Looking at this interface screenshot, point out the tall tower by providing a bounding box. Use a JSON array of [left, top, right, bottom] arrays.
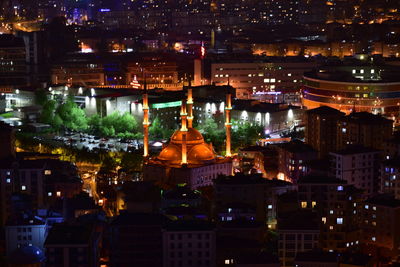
[[142, 88, 150, 157], [187, 87, 194, 128], [225, 88, 232, 157], [180, 99, 188, 164]]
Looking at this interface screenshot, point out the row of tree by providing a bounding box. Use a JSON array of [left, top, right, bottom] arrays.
[[36, 91, 264, 152]]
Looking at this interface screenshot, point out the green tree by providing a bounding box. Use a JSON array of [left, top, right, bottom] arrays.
[[149, 116, 164, 139], [56, 99, 87, 131], [115, 112, 138, 133], [231, 120, 263, 149], [198, 117, 225, 151], [88, 114, 102, 135], [40, 100, 57, 125]]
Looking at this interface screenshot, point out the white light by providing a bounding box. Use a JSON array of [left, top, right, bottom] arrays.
[[21, 185, 26, 190], [48, 192, 52, 196], [219, 102, 225, 113], [265, 113, 270, 125], [337, 218, 343, 224], [287, 109, 293, 120], [91, 88, 95, 97]]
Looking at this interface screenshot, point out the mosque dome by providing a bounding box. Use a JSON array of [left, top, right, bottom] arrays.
[[157, 128, 216, 164], [188, 144, 215, 163], [170, 128, 204, 146], [158, 143, 182, 163]]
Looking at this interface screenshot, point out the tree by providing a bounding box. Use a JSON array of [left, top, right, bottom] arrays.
[[88, 114, 102, 135], [149, 116, 164, 139], [40, 100, 56, 125], [231, 120, 264, 149], [56, 98, 88, 131], [198, 117, 225, 151], [115, 112, 138, 133]]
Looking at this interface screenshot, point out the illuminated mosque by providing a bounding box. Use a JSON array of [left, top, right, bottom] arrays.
[[142, 87, 233, 189]]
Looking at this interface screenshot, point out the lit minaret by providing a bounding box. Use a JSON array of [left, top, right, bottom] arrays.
[[187, 86, 194, 128], [142, 85, 150, 158], [180, 99, 188, 164], [225, 88, 232, 157]]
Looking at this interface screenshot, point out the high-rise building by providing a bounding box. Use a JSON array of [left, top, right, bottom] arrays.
[[360, 194, 400, 258], [163, 220, 216, 267], [330, 145, 381, 196], [109, 212, 166, 267], [45, 223, 101, 267], [276, 140, 318, 183], [305, 106, 344, 158], [337, 112, 393, 151], [297, 175, 363, 252]]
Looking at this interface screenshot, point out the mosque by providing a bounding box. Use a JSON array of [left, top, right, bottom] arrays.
[[142, 87, 233, 189]]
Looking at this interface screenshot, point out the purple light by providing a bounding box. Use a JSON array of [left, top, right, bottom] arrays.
[[100, 8, 110, 12]]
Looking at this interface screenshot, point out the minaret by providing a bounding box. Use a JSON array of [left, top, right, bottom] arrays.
[[180, 99, 188, 165], [225, 88, 232, 157], [187, 83, 194, 128], [142, 85, 150, 158]]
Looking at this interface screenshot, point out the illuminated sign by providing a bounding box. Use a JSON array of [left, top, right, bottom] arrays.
[[151, 101, 182, 109], [100, 8, 110, 12]]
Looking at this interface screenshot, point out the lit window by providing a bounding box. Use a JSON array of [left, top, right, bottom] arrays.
[[342, 128, 346, 133], [329, 226, 333, 230], [48, 192, 52, 196], [288, 73, 292, 76], [371, 69, 375, 74], [56, 191, 61, 197], [6, 178, 11, 183], [337, 218, 343, 224], [228, 208, 232, 213], [373, 206, 376, 211], [264, 78, 270, 83], [267, 205, 272, 209], [360, 69, 364, 74], [372, 237, 376, 241], [337, 185, 343, 191], [365, 205, 369, 209], [301, 201, 307, 208], [270, 78, 276, 83], [21, 185, 26, 191], [312, 201, 316, 208], [330, 210, 334, 214], [352, 69, 356, 74], [270, 85, 275, 89], [44, 170, 51, 175], [322, 217, 326, 224]]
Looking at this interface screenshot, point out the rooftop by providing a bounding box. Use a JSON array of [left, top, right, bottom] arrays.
[[341, 112, 393, 125], [45, 223, 93, 245], [295, 250, 338, 263], [164, 220, 215, 231], [214, 173, 292, 187], [306, 106, 345, 116], [111, 212, 169, 226], [366, 194, 400, 208], [331, 145, 380, 155], [278, 140, 316, 154], [298, 175, 346, 185]]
